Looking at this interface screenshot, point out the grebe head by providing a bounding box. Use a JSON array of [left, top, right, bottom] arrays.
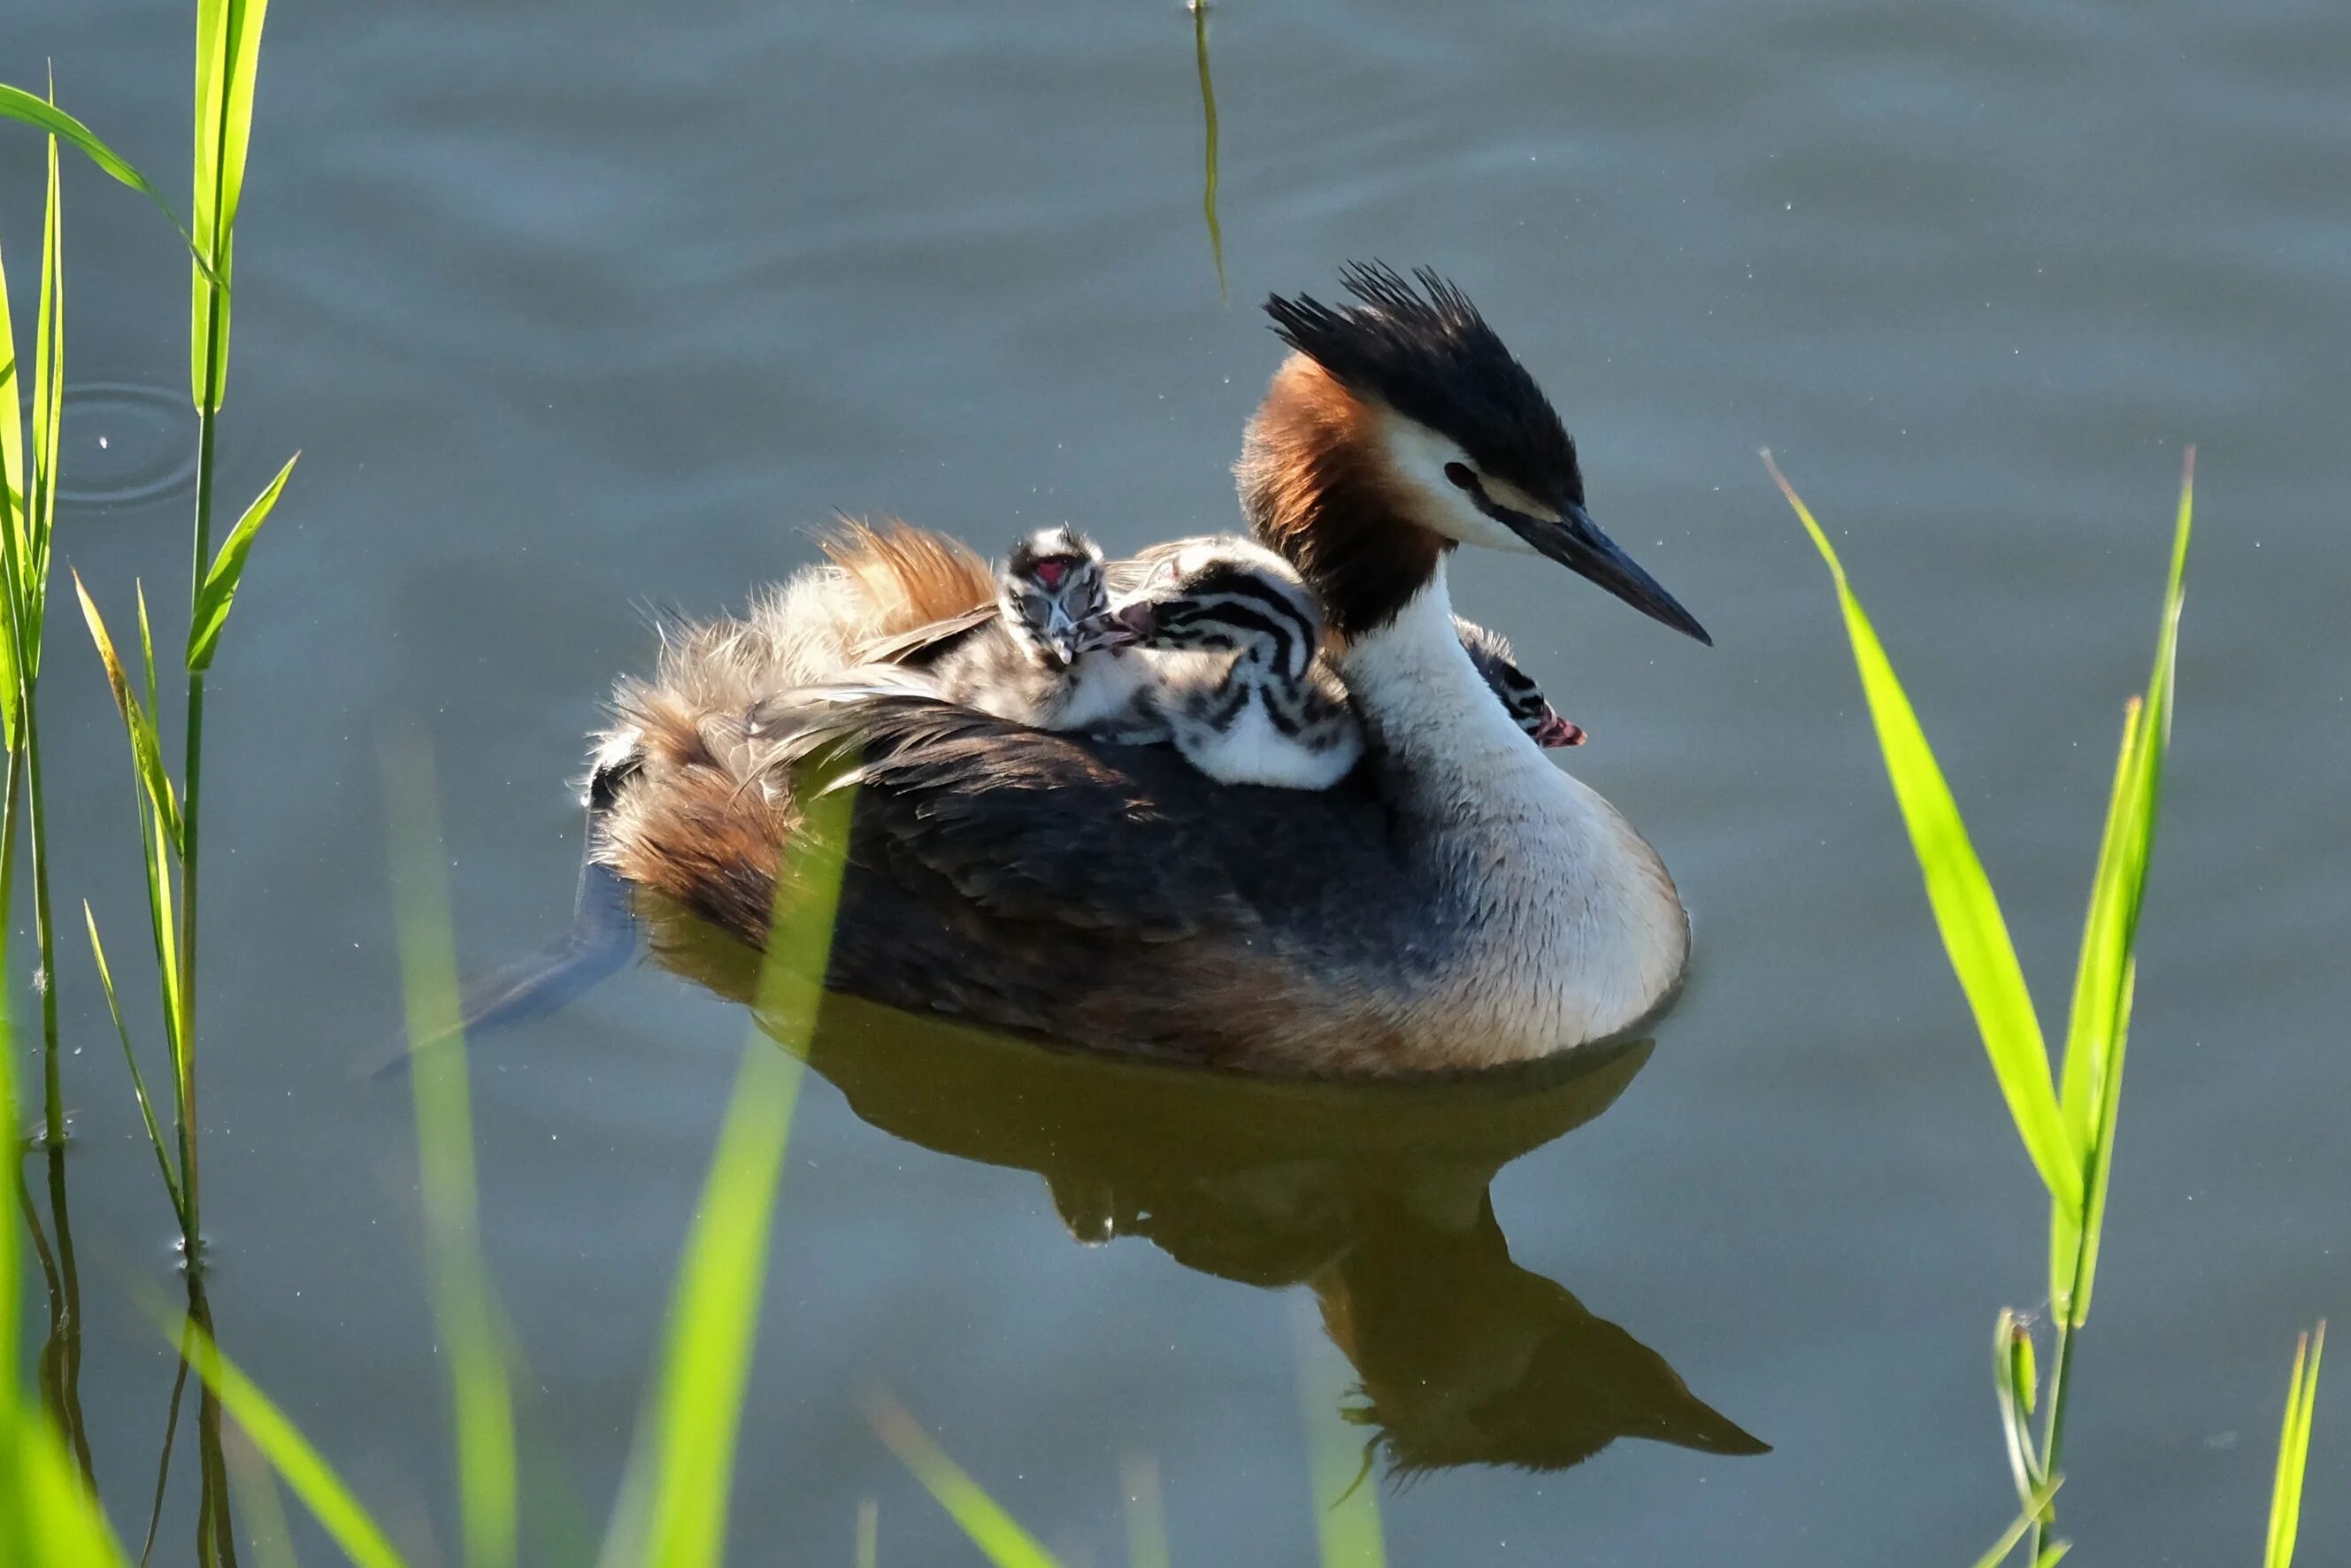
[[1456, 618, 1586, 749], [1124, 539, 1323, 683], [1246, 263, 1709, 644], [1002, 526, 1133, 667]]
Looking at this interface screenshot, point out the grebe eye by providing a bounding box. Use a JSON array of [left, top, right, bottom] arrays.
[[1443, 462, 1479, 492]]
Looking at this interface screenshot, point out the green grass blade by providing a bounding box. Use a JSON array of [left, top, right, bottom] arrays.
[[867, 1397, 1061, 1568], [2058, 452, 2193, 1324], [1993, 1311, 2040, 1506], [4, 985, 131, 1568], [2265, 1322, 2324, 1568], [1766, 453, 2078, 1214], [2055, 704, 2147, 1157], [1294, 1297, 1385, 1568], [72, 572, 184, 852], [1191, 0, 1225, 301], [0, 228, 23, 549], [600, 1042, 802, 1568], [221, 1424, 302, 1568], [86, 902, 187, 1224], [387, 748, 517, 1568], [1, 1410, 139, 1566], [1123, 1453, 1171, 1568], [856, 1497, 878, 1568], [0, 956, 17, 1429], [187, 450, 296, 671], [1968, 1476, 2063, 1568], [599, 789, 849, 1568], [136, 581, 160, 724], [171, 1315, 408, 1568], [191, 0, 273, 408], [0, 85, 220, 287], [27, 119, 61, 642]]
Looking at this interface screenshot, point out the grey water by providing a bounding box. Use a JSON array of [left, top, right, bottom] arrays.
[[4, 0, 2347, 1561]]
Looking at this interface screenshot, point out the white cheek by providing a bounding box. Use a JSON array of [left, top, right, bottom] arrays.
[[1386, 423, 1537, 554]]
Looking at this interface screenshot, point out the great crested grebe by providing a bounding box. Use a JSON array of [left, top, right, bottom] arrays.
[[595, 264, 1710, 1072], [1456, 618, 1584, 749]]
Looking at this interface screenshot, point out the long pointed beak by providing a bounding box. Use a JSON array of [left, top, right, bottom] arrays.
[[1507, 502, 1711, 647]]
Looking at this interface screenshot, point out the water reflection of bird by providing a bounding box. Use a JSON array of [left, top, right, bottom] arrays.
[[634, 925, 1763, 1478], [588, 264, 1713, 1073]]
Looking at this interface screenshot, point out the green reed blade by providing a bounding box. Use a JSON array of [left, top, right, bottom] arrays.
[[168, 1314, 407, 1568], [0, 967, 17, 1426], [2054, 705, 2144, 1161], [2033, 1542, 2071, 1567], [599, 789, 849, 1568], [855, 1498, 878, 1568], [1993, 1311, 2041, 1507], [1765, 452, 2078, 1214], [1, 990, 135, 1568], [597, 1041, 803, 1568], [0, 86, 220, 288], [86, 902, 187, 1223], [72, 573, 184, 853], [29, 122, 60, 615], [191, 0, 272, 409], [0, 247, 22, 552], [220, 1425, 302, 1568], [0, 1406, 139, 1566], [2053, 451, 2192, 1325], [143, 789, 187, 1076], [867, 1396, 1062, 1568], [386, 747, 517, 1568], [1191, 0, 1225, 301], [137, 582, 161, 722], [1123, 1453, 1171, 1568], [0, 560, 19, 768], [186, 450, 296, 672], [2265, 1322, 2325, 1568], [1967, 1476, 2062, 1568], [1294, 1296, 1386, 1568]]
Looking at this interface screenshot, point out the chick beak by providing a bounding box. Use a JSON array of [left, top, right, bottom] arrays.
[[1043, 602, 1084, 663], [1504, 500, 1711, 647], [1067, 603, 1148, 657], [1533, 713, 1586, 749]]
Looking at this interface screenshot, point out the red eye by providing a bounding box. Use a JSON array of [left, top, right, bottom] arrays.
[[1034, 559, 1069, 589]]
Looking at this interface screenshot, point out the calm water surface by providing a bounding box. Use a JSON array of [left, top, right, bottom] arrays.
[[4, 0, 2347, 1561]]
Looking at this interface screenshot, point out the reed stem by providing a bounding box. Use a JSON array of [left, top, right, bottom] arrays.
[[177, 307, 223, 1257], [21, 675, 62, 1145], [2029, 1203, 2100, 1561]]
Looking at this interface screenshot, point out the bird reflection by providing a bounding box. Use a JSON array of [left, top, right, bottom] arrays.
[[641, 897, 1769, 1480]]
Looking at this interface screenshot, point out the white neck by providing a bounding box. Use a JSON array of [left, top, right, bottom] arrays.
[[1335, 564, 1689, 1060]]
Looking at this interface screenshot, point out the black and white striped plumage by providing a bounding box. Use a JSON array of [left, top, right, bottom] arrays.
[[1122, 539, 1365, 790], [1455, 618, 1584, 749]]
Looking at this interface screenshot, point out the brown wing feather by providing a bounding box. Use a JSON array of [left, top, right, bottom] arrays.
[[817, 516, 996, 647]]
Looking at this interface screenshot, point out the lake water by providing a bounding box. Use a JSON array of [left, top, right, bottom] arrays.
[[4, 0, 2346, 1561]]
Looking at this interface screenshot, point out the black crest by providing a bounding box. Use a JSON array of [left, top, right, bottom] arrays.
[[1264, 263, 1583, 505]]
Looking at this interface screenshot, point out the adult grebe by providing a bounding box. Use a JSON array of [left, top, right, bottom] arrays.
[[595, 265, 1710, 1072]]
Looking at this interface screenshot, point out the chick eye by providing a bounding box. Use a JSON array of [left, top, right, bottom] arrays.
[[1442, 462, 1479, 492]]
